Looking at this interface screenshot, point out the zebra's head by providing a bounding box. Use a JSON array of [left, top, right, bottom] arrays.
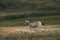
[[24, 19, 31, 26]]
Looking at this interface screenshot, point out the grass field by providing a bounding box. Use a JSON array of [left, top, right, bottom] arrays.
[[0, 0, 60, 26], [0, 15, 60, 27], [0, 0, 60, 40], [0, 25, 60, 40]]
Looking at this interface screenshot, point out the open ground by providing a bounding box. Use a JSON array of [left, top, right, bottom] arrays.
[[0, 25, 60, 34], [0, 25, 60, 40]]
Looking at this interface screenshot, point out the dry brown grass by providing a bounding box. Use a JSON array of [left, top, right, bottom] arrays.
[[0, 25, 60, 34], [0, 25, 60, 40]]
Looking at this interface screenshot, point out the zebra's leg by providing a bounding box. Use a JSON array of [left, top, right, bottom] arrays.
[[32, 27, 34, 28], [30, 25, 32, 28], [30, 25, 34, 28]]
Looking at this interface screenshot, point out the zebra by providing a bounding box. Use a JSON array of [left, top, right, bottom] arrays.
[[24, 19, 44, 28]]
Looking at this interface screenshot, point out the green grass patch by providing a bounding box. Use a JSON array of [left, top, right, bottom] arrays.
[[0, 15, 60, 27]]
